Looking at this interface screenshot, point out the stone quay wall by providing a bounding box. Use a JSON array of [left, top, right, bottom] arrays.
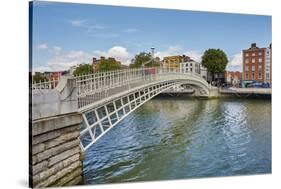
[[30, 76, 84, 188], [30, 113, 83, 187]]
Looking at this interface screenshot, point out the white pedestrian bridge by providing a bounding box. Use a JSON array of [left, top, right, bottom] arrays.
[[32, 67, 211, 151]]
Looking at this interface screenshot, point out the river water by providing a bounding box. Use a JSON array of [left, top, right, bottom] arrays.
[[83, 98, 271, 184]]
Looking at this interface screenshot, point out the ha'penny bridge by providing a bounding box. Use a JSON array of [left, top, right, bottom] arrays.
[[31, 66, 272, 187], [30, 67, 216, 187]]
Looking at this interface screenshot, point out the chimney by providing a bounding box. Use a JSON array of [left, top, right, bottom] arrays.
[[269, 43, 272, 49], [251, 43, 257, 48]]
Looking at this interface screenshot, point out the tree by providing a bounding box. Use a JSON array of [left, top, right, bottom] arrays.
[[97, 58, 121, 71], [201, 48, 228, 83], [73, 64, 93, 76], [130, 52, 152, 68], [32, 73, 48, 83]]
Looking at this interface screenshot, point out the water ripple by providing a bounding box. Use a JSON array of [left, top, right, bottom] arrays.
[[83, 98, 271, 184]]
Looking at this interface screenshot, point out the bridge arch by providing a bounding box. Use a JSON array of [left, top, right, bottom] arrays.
[[77, 68, 210, 151]]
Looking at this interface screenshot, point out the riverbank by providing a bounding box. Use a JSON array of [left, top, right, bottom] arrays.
[[161, 87, 271, 99]]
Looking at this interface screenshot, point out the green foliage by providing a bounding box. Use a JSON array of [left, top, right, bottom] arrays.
[[73, 64, 93, 76], [97, 58, 121, 71], [32, 73, 48, 83], [130, 52, 152, 68], [201, 49, 228, 74], [145, 58, 161, 67]]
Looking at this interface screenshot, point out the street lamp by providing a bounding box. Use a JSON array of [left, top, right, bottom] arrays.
[[151, 47, 155, 66], [151, 47, 155, 58]]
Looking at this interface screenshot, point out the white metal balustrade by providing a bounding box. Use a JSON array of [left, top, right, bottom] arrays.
[[75, 67, 210, 110], [31, 78, 59, 90]]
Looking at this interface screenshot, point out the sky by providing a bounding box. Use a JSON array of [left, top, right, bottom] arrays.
[[31, 1, 272, 72]]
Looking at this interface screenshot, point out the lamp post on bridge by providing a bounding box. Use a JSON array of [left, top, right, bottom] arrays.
[[142, 47, 156, 79]]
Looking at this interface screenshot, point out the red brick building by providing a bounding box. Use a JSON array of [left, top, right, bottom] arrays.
[[242, 43, 272, 83], [224, 71, 242, 87]]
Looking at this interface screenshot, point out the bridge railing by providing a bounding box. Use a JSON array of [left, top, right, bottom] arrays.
[[76, 67, 160, 97], [31, 67, 210, 110], [75, 67, 211, 110], [31, 78, 59, 90]]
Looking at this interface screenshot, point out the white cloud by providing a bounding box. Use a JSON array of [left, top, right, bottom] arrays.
[[37, 43, 48, 50], [154, 46, 203, 62], [227, 52, 242, 71], [69, 19, 87, 27], [90, 33, 119, 38], [47, 50, 92, 71], [87, 24, 106, 30], [33, 66, 52, 72], [34, 45, 133, 72], [154, 45, 183, 59], [53, 46, 62, 51], [184, 51, 203, 62], [53, 46, 62, 54], [123, 28, 138, 33], [69, 19, 107, 31], [93, 46, 131, 65]]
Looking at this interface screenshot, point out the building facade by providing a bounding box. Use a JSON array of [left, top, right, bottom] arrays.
[[224, 71, 242, 87], [163, 55, 193, 69], [180, 61, 201, 74], [200, 66, 207, 81], [242, 43, 272, 83], [179, 60, 208, 81]]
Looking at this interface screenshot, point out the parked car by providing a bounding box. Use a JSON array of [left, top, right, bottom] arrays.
[[247, 81, 271, 88]]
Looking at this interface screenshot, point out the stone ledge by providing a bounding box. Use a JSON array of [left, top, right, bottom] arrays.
[[32, 76, 78, 120], [32, 125, 79, 145], [32, 112, 82, 136]]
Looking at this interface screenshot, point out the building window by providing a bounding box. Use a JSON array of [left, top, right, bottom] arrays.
[[245, 53, 249, 57], [245, 58, 249, 63], [258, 52, 262, 56], [252, 73, 255, 80], [246, 73, 248, 79], [258, 58, 262, 63], [245, 66, 249, 71], [252, 59, 255, 63], [266, 73, 270, 80], [252, 53, 255, 56], [258, 72, 262, 79], [258, 65, 262, 70], [252, 66, 255, 71]]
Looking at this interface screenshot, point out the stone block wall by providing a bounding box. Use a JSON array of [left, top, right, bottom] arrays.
[[30, 112, 83, 187]]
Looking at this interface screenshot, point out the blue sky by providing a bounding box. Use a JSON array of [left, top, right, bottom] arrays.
[[32, 1, 272, 72]]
